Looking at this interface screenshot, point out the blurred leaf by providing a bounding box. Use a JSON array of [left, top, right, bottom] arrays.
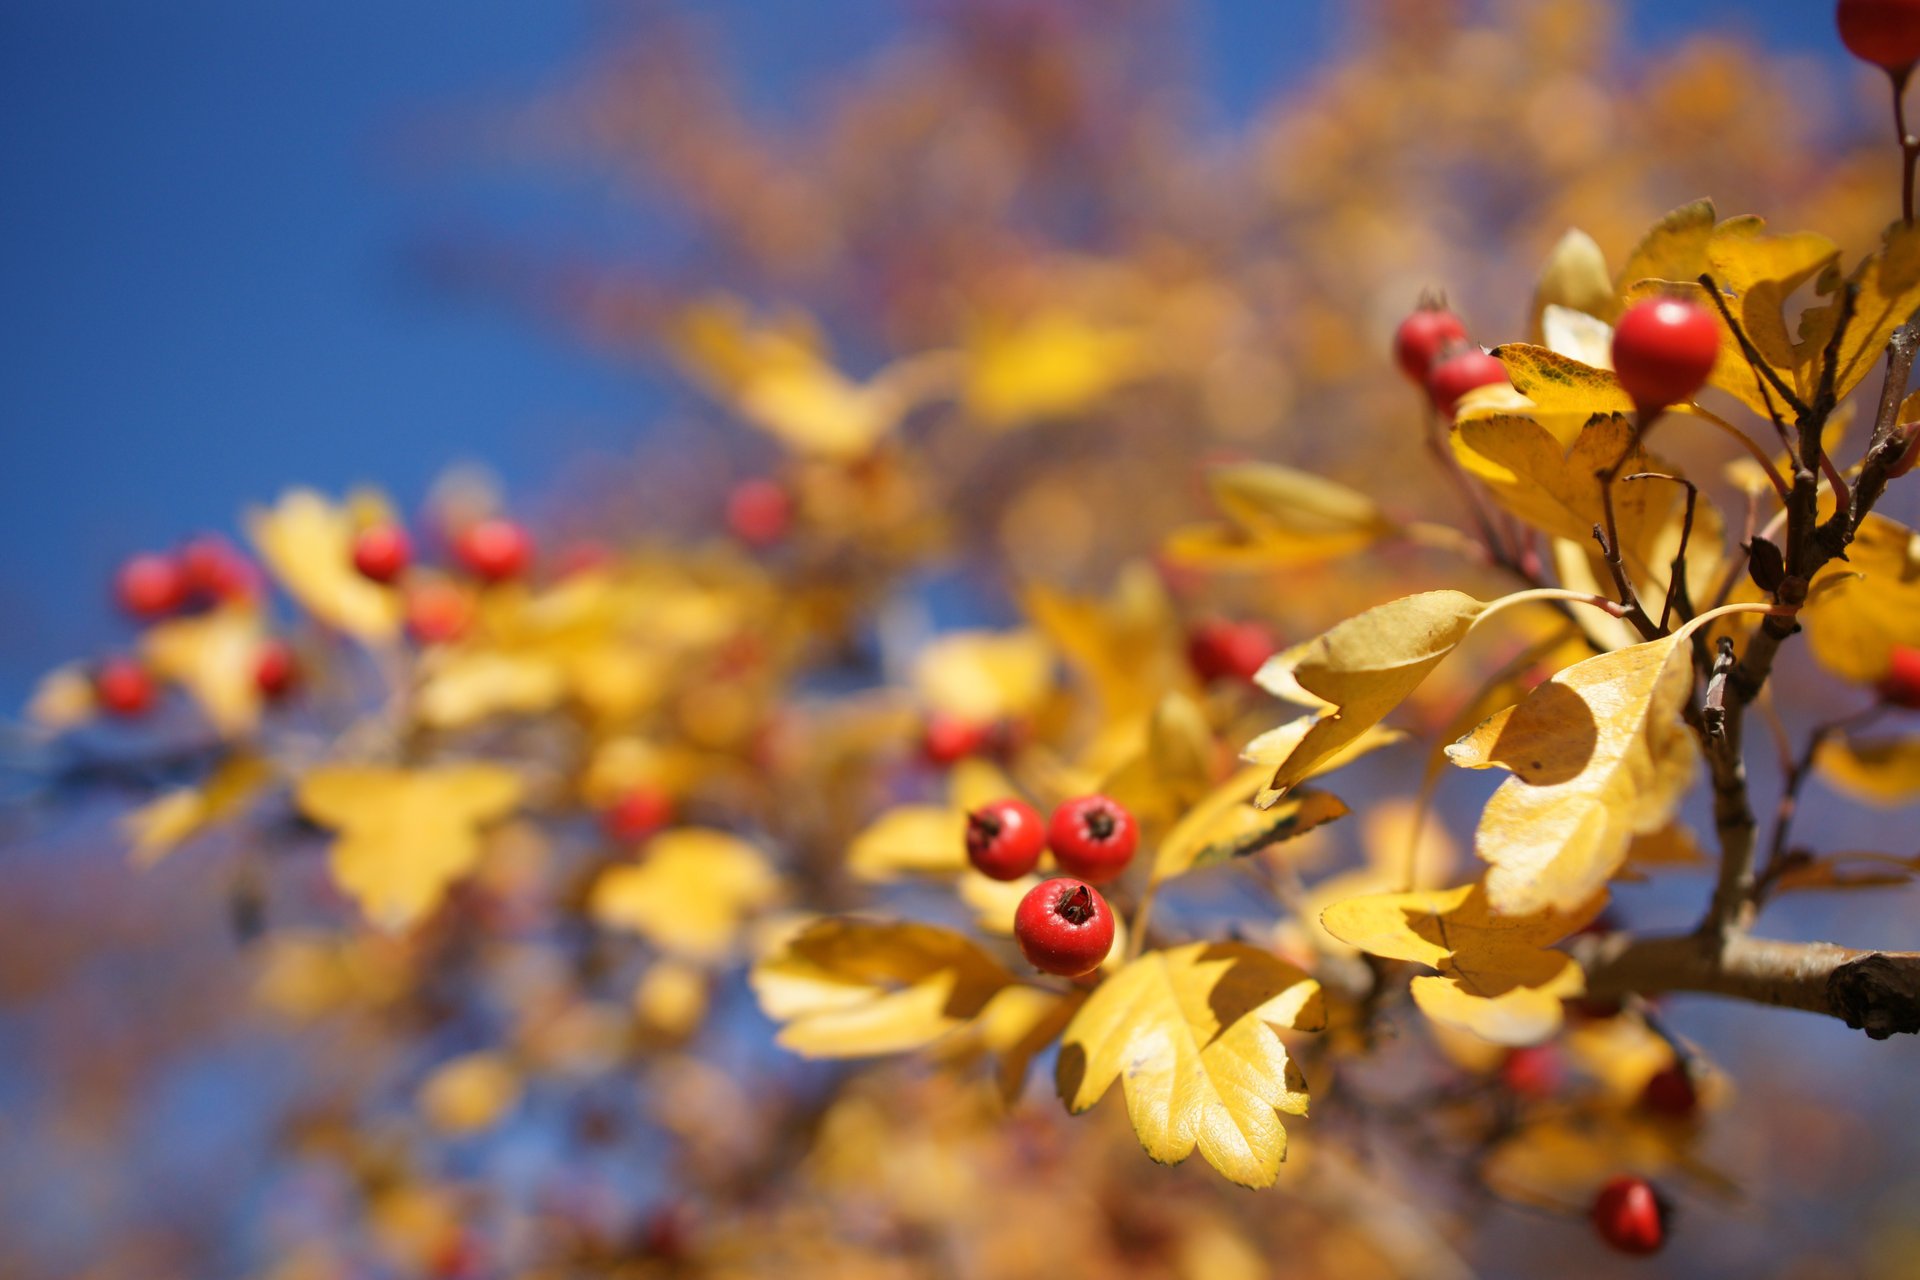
[[126, 754, 274, 867], [417, 1052, 521, 1135], [912, 629, 1054, 723], [247, 489, 401, 642], [1153, 763, 1348, 884], [141, 606, 267, 738], [1814, 734, 1920, 805], [591, 829, 779, 960], [1801, 514, 1920, 683]]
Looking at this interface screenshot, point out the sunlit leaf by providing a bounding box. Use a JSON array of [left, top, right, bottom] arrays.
[[247, 489, 402, 642], [141, 606, 267, 738], [417, 1052, 522, 1135], [1814, 733, 1920, 806], [591, 829, 779, 960]]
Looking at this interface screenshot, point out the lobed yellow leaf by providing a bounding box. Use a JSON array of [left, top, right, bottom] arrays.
[[1612, 199, 1717, 313], [963, 308, 1143, 427], [141, 606, 268, 738], [1798, 220, 1920, 405], [846, 805, 969, 881], [1801, 514, 1920, 683], [1530, 229, 1613, 341], [590, 829, 779, 960], [1161, 464, 1396, 572], [1056, 942, 1323, 1188], [1153, 764, 1348, 884], [246, 489, 402, 642]]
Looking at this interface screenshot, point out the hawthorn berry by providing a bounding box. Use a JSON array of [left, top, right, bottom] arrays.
[[1392, 301, 1469, 384], [603, 786, 675, 843], [1013, 877, 1114, 976], [351, 524, 412, 584], [1046, 794, 1139, 885], [454, 517, 535, 582], [1838, 0, 1920, 71], [965, 797, 1046, 881], [114, 552, 188, 620], [1611, 297, 1720, 412], [94, 656, 156, 718], [406, 580, 476, 645], [179, 535, 259, 605], [726, 478, 793, 548], [1187, 618, 1279, 685], [922, 712, 990, 766], [1880, 644, 1920, 707], [1425, 344, 1509, 417], [253, 638, 299, 701], [1638, 1062, 1700, 1118], [1590, 1176, 1669, 1256], [1499, 1044, 1564, 1101]]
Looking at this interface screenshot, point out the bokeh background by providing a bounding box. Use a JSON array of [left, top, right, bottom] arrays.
[[6, 2, 1920, 1278]]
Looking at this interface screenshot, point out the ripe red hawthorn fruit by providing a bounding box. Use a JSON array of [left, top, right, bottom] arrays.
[[921, 712, 990, 766], [726, 478, 793, 548], [351, 524, 412, 584], [1046, 794, 1139, 884], [454, 518, 535, 583], [179, 535, 259, 605], [1838, 0, 1920, 71], [253, 639, 298, 701], [1611, 296, 1720, 412], [1499, 1044, 1564, 1100], [1392, 301, 1469, 384], [965, 797, 1047, 881], [1590, 1176, 1669, 1256], [1187, 618, 1279, 685], [1425, 344, 1509, 417], [1639, 1062, 1701, 1118], [1014, 877, 1114, 977], [1880, 644, 1920, 707], [94, 656, 157, 718], [602, 786, 675, 843], [406, 580, 476, 645], [114, 552, 189, 620]]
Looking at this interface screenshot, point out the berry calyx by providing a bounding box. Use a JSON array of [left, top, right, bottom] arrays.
[[726, 479, 793, 548], [1590, 1176, 1669, 1256], [1611, 297, 1720, 412], [1879, 644, 1920, 707], [1425, 344, 1509, 417], [1838, 0, 1920, 71], [1639, 1062, 1701, 1118], [921, 712, 990, 766], [965, 797, 1046, 881], [253, 639, 299, 701], [94, 656, 157, 718], [1393, 301, 1469, 384], [603, 786, 675, 843], [1013, 877, 1114, 976], [351, 524, 413, 584], [114, 552, 188, 620], [1187, 618, 1279, 685], [406, 580, 477, 645], [1046, 794, 1139, 885], [453, 518, 534, 583], [1499, 1044, 1564, 1101]]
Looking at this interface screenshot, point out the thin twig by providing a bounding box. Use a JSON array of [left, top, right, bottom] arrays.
[[1698, 273, 1812, 420]]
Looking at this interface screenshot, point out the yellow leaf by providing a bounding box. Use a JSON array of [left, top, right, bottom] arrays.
[[417, 1052, 521, 1135], [416, 650, 567, 729], [1705, 217, 1839, 396], [1814, 734, 1920, 805], [1099, 692, 1218, 827], [912, 629, 1054, 723], [590, 829, 778, 960], [1798, 220, 1920, 404], [26, 664, 97, 731], [751, 919, 1015, 1057], [1255, 591, 1486, 799], [963, 308, 1142, 427], [1154, 764, 1348, 884], [1410, 963, 1584, 1044], [1164, 464, 1395, 571], [141, 606, 266, 738], [1540, 305, 1614, 368], [633, 960, 710, 1037], [1612, 199, 1716, 312], [297, 764, 523, 929], [1022, 565, 1184, 726], [126, 754, 274, 867], [1448, 632, 1698, 915], [1056, 942, 1324, 1188], [846, 805, 968, 881], [1531, 229, 1613, 340], [1488, 345, 1633, 431], [247, 489, 402, 641], [1801, 514, 1920, 682], [959, 984, 1086, 1102]]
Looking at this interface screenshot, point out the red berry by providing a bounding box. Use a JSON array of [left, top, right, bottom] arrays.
[[1187, 619, 1279, 685], [406, 580, 476, 645], [1499, 1044, 1564, 1100], [965, 798, 1046, 881], [1639, 1062, 1700, 1118], [253, 639, 299, 700], [94, 656, 156, 718], [114, 552, 188, 620], [1612, 297, 1720, 412], [1393, 303, 1469, 383], [1046, 794, 1139, 885], [1013, 877, 1114, 976], [1880, 644, 1920, 707], [726, 479, 792, 548], [921, 712, 990, 766], [1839, 0, 1920, 70], [453, 517, 534, 583], [179, 535, 259, 604], [1425, 345, 1509, 417], [1590, 1176, 1668, 1256], [603, 786, 675, 843], [351, 524, 412, 584]]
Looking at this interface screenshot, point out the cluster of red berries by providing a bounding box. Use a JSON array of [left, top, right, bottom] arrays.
[[919, 712, 1029, 766], [348, 515, 539, 646], [968, 793, 1138, 977], [1392, 300, 1508, 417], [1839, 0, 1920, 72]]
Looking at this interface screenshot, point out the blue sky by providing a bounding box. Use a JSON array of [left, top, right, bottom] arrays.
[[0, 0, 1852, 702]]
